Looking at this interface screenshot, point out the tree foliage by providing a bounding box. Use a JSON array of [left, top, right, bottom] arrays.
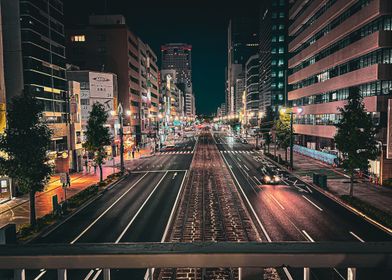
[[334, 87, 379, 196], [275, 112, 292, 161], [83, 103, 111, 182], [0, 92, 52, 227]]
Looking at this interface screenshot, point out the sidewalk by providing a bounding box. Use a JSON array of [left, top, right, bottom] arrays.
[[270, 146, 392, 215], [0, 159, 120, 229]]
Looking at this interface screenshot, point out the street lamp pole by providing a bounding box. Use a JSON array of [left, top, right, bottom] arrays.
[[289, 111, 294, 170], [118, 103, 125, 174]]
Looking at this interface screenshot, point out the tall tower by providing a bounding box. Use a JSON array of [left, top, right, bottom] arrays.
[[161, 43, 195, 117]]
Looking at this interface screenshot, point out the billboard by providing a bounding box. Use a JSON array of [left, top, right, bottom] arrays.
[[89, 72, 114, 99]]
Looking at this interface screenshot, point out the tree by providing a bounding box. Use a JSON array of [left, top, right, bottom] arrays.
[[261, 106, 275, 153], [0, 92, 52, 227], [334, 87, 379, 197], [275, 112, 291, 162], [83, 103, 111, 182]]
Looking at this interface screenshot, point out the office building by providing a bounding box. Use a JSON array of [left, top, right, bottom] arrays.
[[1, 0, 69, 172], [227, 17, 259, 115], [259, 0, 290, 116], [161, 43, 195, 117], [288, 0, 392, 181], [67, 15, 160, 146], [245, 54, 260, 126]]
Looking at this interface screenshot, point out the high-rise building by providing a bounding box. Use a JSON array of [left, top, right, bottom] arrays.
[[2, 0, 69, 172], [67, 15, 159, 146], [227, 17, 259, 115], [245, 54, 260, 126], [288, 0, 392, 182], [161, 43, 195, 117], [235, 73, 245, 114], [259, 0, 290, 116]]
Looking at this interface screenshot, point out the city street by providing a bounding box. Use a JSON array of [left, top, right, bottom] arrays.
[[214, 131, 392, 279], [20, 138, 195, 280]]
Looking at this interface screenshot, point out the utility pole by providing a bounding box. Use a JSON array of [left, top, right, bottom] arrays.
[[118, 103, 125, 174], [290, 111, 294, 170]]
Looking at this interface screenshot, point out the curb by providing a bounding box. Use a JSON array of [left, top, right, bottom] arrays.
[[19, 174, 128, 244], [263, 153, 392, 236]]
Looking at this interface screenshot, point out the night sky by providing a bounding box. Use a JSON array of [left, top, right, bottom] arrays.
[[64, 0, 262, 115]]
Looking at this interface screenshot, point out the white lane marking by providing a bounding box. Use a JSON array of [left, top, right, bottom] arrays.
[[71, 173, 149, 244], [283, 267, 294, 280], [268, 194, 285, 210], [162, 171, 188, 240], [350, 231, 365, 242], [302, 195, 323, 212], [221, 153, 295, 280], [237, 157, 242, 162], [305, 185, 313, 193], [302, 230, 315, 242], [115, 171, 169, 243], [91, 270, 102, 280], [253, 176, 262, 185], [83, 270, 95, 280], [243, 164, 250, 171], [34, 271, 46, 280], [222, 154, 271, 242]]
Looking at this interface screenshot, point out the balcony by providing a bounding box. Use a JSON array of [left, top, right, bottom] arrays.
[[0, 242, 391, 280], [289, 31, 392, 84], [297, 96, 379, 115], [293, 124, 337, 139], [289, 0, 357, 47], [289, 0, 389, 68], [288, 64, 392, 101]]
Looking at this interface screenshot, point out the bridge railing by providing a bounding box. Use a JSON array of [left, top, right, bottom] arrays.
[[0, 242, 391, 280]]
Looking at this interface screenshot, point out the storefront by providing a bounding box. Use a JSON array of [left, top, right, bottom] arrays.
[[0, 177, 12, 203]]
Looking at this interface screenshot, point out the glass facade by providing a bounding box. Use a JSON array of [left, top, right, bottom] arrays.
[[259, 0, 289, 114], [20, 0, 68, 124]]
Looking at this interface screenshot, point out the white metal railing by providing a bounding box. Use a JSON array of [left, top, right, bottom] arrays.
[[0, 242, 391, 280]]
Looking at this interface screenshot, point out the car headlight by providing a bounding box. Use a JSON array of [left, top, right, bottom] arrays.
[[264, 176, 271, 182], [274, 176, 280, 182]]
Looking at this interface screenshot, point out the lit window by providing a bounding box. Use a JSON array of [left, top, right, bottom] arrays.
[[71, 35, 86, 42]]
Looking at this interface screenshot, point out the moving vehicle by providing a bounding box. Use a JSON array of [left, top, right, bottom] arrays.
[[260, 165, 281, 184], [160, 145, 176, 152]]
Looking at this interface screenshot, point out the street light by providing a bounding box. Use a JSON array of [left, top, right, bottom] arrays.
[[112, 103, 131, 174]]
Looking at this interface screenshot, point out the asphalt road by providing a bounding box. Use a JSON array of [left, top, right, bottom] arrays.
[[213, 132, 392, 280], [24, 137, 195, 280]]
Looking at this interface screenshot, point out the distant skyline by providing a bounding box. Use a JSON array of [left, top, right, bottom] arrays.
[[64, 0, 262, 115]]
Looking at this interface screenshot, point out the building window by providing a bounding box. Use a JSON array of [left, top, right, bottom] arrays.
[[272, 36, 277, 42], [279, 35, 285, 42], [278, 59, 284, 66], [71, 35, 85, 42], [278, 47, 284, 54], [272, 48, 277, 54], [278, 71, 284, 77]]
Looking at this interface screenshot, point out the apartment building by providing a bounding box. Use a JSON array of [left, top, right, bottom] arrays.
[[288, 0, 392, 181]]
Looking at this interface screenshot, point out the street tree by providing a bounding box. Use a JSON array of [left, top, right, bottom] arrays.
[[275, 112, 291, 162], [83, 103, 111, 182], [334, 87, 379, 197], [0, 92, 52, 227]]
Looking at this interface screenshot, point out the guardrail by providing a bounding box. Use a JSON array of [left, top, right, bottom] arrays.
[[293, 144, 338, 165], [0, 242, 391, 280]]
